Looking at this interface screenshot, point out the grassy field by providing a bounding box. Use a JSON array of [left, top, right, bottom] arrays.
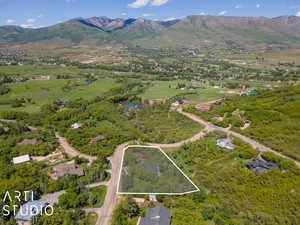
[[0, 65, 99, 78], [0, 78, 119, 112], [119, 146, 197, 193], [139, 80, 225, 102], [131, 105, 203, 144]]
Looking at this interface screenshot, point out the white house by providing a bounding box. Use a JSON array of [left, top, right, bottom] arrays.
[[13, 155, 31, 165], [216, 138, 236, 150]]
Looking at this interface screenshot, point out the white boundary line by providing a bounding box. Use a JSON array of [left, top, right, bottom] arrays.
[[117, 145, 200, 195]]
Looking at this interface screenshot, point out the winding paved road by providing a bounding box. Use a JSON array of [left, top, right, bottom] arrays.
[[55, 108, 300, 225], [176, 108, 300, 168]]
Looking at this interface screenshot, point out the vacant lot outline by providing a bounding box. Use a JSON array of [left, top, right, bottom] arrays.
[[117, 145, 200, 195]]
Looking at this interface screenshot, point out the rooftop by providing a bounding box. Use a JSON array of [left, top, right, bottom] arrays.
[[50, 161, 84, 180], [15, 201, 48, 221], [139, 206, 171, 225], [12, 155, 31, 165]]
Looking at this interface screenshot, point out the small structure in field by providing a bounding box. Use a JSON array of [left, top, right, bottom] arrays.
[[139, 206, 171, 225], [17, 138, 37, 146], [12, 155, 31, 165], [245, 160, 281, 175], [90, 135, 107, 144], [216, 138, 236, 150], [50, 161, 84, 180], [149, 99, 167, 105], [15, 200, 48, 225], [71, 123, 83, 129]]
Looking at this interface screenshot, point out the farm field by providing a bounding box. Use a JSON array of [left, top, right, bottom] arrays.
[[118, 146, 198, 194], [139, 80, 226, 101], [0, 78, 119, 112]]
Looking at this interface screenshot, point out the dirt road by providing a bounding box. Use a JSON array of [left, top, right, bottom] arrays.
[[56, 133, 97, 164]]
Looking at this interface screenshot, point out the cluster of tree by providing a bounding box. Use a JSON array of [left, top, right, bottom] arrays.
[[112, 197, 140, 225], [58, 185, 106, 209], [0, 85, 10, 95]]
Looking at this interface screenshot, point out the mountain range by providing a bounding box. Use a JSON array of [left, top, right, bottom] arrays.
[[1, 15, 300, 48]]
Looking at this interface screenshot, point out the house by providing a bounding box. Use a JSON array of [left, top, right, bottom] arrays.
[[216, 138, 236, 150], [149, 99, 167, 105], [50, 161, 84, 180], [13, 155, 31, 165], [71, 123, 83, 129], [139, 206, 171, 225], [90, 135, 107, 144], [125, 103, 145, 112], [171, 100, 184, 107], [17, 138, 37, 146], [245, 160, 281, 175], [15, 200, 48, 225], [196, 104, 211, 112]]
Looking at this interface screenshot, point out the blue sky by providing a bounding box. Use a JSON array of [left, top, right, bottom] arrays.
[[1, 0, 300, 27]]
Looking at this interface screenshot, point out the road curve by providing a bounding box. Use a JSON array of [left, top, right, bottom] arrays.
[[76, 108, 300, 225], [176, 108, 300, 168], [56, 133, 97, 165]]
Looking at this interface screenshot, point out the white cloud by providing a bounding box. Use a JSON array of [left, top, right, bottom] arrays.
[[289, 5, 300, 9], [256, 4, 261, 8], [20, 24, 40, 29], [235, 4, 242, 9], [296, 11, 300, 17], [121, 13, 127, 16], [26, 18, 36, 23], [143, 13, 155, 17], [199, 12, 206, 16], [5, 19, 15, 24], [37, 14, 44, 18], [164, 17, 176, 21], [218, 10, 228, 16], [128, 0, 150, 8], [151, 0, 169, 6]]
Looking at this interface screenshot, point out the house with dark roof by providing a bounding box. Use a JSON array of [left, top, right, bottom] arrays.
[[245, 160, 281, 175], [50, 161, 84, 180], [139, 206, 171, 225]]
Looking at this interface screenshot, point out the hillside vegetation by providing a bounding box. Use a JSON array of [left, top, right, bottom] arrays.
[[188, 86, 300, 160], [2, 15, 300, 48]]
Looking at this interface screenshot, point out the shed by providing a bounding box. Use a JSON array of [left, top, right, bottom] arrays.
[[13, 155, 31, 165]]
